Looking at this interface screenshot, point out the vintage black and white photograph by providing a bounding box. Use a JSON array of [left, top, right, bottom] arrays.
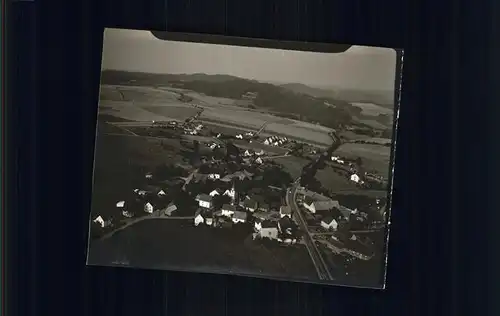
[[87, 28, 401, 288]]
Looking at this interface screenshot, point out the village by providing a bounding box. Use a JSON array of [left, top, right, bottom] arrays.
[[92, 116, 388, 269]]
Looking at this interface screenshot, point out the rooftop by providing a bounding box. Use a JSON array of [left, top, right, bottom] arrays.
[[222, 204, 236, 212], [195, 194, 212, 202], [233, 210, 248, 220]]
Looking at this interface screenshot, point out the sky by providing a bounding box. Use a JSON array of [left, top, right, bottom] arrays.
[[101, 28, 398, 91]]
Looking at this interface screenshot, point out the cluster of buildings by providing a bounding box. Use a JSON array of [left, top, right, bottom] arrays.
[[192, 183, 300, 245], [263, 136, 289, 147]]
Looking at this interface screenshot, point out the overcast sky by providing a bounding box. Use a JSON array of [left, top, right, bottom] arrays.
[[102, 28, 397, 91]]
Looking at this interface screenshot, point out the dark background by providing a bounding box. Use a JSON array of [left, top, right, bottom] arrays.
[[6, 0, 497, 315]]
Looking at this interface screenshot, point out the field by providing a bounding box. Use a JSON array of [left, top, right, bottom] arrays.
[[315, 167, 360, 192], [88, 216, 319, 281], [334, 143, 391, 176], [273, 156, 310, 179], [99, 84, 335, 146], [91, 122, 187, 221], [351, 102, 393, 116]]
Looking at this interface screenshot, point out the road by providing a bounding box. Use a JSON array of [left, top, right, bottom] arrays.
[[286, 181, 333, 281]]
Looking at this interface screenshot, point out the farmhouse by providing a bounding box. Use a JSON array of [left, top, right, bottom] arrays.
[[195, 194, 213, 209], [144, 202, 154, 214], [259, 221, 279, 240], [321, 216, 338, 231], [303, 197, 340, 214], [116, 201, 125, 208]]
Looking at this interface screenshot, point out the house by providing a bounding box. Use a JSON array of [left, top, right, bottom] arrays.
[[194, 210, 204, 226], [157, 189, 167, 197], [236, 134, 243, 139], [116, 201, 125, 208], [209, 189, 220, 197], [221, 204, 236, 217], [164, 203, 178, 216], [232, 211, 248, 224], [321, 216, 338, 231], [195, 194, 213, 209], [279, 205, 292, 218], [241, 199, 258, 212], [256, 150, 265, 156], [259, 221, 279, 240], [93, 215, 111, 228], [205, 214, 214, 226], [255, 157, 263, 164], [254, 220, 262, 232], [278, 216, 294, 235], [350, 174, 361, 183], [243, 150, 253, 157], [144, 202, 154, 213], [302, 197, 340, 214], [223, 188, 236, 199], [145, 173, 153, 179], [208, 173, 221, 180], [263, 139, 271, 145]]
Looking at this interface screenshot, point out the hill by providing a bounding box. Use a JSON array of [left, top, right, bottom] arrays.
[[280, 83, 394, 109], [100, 70, 376, 130]]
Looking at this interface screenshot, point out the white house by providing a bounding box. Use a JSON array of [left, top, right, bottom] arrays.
[[254, 221, 262, 232], [263, 139, 271, 145], [145, 173, 153, 179], [195, 194, 213, 209], [244, 150, 253, 157], [116, 201, 125, 208], [236, 134, 243, 139], [302, 197, 340, 214], [256, 150, 265, 156], [279, 205, 292, 218], [194, 213, 204, 226], [205, 216, 214, 226], [221, 204, 236, 217], [321, 216, 338, 231], [208, 173, 221, 180], [232, 211, 248, 224], [350, 174, 361, 183], [255, 157, 263, 164], [93, 215, 111, 228], [209, 189, 220, 197], [223, 188, 236, 199], [259, 222, 279, 240], [157, 190, 166, 197], [144, 202, 154, 213]]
